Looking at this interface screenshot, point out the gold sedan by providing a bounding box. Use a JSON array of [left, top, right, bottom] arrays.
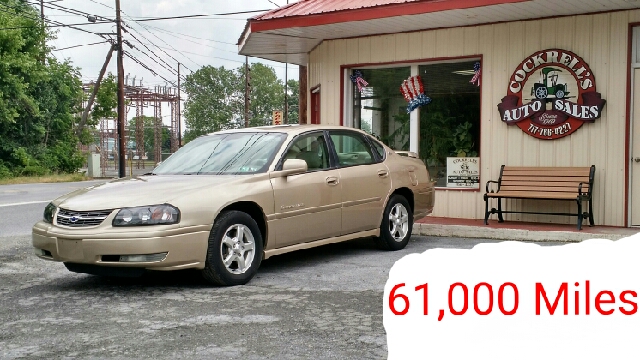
[[33, 125, 435, 285]]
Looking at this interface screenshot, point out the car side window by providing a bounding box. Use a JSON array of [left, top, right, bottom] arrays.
[[329, 132, 375, 167], [284, 132, 330, 171], [368, 136, 386, 160]]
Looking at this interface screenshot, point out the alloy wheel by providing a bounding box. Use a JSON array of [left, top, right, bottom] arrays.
[[388, 203, 409, 242], [219, 224, 256, 274]]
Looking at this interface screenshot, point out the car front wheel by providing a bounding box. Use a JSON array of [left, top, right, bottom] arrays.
[[202, 210, 263, 286], [375, 194, 413, 251]]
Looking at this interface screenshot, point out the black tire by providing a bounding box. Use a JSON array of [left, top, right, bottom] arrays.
[[202, 210, 263, 286], [374, 195, 413, 251]]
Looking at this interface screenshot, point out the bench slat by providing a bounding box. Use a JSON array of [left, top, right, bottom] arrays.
[[502, 170, 591, 177], [500, 180, 589, 188], [486, 191, 580, 200], [502, 166, 592, 171], [501, 177, 591, 184], [499, 186, 586, 193]]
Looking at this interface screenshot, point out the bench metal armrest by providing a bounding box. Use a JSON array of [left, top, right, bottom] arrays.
[[578, 182, 590, 198], [486, 180, 499, 193]]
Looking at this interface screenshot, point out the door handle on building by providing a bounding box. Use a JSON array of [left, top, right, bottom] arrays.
[[325, 176, 339, 185]]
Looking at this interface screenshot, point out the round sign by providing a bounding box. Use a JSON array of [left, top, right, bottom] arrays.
[[498, 49, 605, 140]]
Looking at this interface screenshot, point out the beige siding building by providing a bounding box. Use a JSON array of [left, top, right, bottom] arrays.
[[240, 1, 640, 228]]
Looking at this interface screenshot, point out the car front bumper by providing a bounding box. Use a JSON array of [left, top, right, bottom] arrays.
[[32, 221, 211, 271]]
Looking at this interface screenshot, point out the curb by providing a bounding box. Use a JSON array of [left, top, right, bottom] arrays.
[[415, 223, 630, 242]]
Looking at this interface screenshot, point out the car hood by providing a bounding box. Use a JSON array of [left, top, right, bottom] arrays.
[[53, 175, 250, 211]]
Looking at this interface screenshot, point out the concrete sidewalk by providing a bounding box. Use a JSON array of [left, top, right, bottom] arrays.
[[415, 217, 640, 242]]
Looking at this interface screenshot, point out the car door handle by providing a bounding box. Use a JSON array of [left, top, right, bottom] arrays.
[[377, 170, 389, 178], [325, 176, 339, 186]]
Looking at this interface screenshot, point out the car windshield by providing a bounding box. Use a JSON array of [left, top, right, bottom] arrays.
[[153, 132, 287, 175]]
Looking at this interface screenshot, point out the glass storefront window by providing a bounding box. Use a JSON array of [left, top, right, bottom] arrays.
[[419, 61, 480, 187], [352, 67, 411, 151], [351, 60, 480, 188]]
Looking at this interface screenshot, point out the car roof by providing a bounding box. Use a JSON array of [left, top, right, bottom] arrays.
[[208, 124, 368, 136]]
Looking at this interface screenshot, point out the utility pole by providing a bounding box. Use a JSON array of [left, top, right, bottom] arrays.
[[115, 0, 126, 178], [245, 56, 250, 128], [40, 0, 45, 64], [177, 62, 182, 147], [284, 0, 289, 124]]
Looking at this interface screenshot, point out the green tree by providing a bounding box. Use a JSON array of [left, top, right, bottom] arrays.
[[91, 73, 117, 121], [0, 0, 84, 176], [245, 63, 284, 127], [286, 79, 299, 124], [182, 63, 290, 143], [182, 65, 242, 142]]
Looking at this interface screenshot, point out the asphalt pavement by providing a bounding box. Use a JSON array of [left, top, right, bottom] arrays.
[[0, 180, 563, 359], [0, 180, 106, 237]]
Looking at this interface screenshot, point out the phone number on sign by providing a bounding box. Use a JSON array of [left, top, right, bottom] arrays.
[[389, 281, 638, 320]]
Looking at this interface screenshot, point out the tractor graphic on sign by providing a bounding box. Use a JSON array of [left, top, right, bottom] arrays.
[[531, 67, 569, 100]]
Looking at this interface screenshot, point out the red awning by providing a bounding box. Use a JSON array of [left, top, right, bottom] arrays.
[[238, 0, 639, 65]]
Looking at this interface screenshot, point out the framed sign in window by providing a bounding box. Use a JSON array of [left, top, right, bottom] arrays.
[[446, 157, 479, 188]]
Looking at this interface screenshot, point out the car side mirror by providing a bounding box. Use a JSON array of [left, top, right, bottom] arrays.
[[279, 159, 308, 177]]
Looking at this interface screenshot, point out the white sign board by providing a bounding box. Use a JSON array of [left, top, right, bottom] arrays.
[[446, 157, 479, 188]]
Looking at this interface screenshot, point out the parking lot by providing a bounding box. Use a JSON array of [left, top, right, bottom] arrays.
[[0, 181, 548, 359]]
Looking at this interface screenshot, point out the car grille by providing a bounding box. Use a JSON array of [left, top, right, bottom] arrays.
[[56, 208, 113, 227]]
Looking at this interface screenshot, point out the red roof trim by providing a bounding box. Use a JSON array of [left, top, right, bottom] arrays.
[[250, 0, 530, 33]]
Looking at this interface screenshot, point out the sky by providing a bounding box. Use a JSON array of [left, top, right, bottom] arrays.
[[38, 0, 298, 134], [44, 0, 298, 88]]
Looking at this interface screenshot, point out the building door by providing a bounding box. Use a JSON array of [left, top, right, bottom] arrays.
[[632, 27, 640, 226], [310, 86, 320, 124], [632, 68, 640, 226]]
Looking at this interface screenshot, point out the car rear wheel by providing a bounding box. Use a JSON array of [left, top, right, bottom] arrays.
[[202, 210, 263, 286], [374, 195, 413, 251]]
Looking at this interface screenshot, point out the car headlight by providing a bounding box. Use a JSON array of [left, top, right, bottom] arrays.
[[43, 203, 56, 223], [112, 204, 180, 226]]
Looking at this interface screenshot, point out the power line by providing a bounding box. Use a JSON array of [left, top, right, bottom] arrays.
[[87, 0, 114, 10], [122, 20, 199, 71], [53, 40, 109, 51], [131, 22, 237, 46], [0, 3, 104, 35], [130, 9, 271, 22], [124, 40, 182, 80], [123, 31, 179, 74], [29, 0, 114, 23], [124, 51, 174, 85], [0, 20, 111, 30], [137, 25, 238, 54]]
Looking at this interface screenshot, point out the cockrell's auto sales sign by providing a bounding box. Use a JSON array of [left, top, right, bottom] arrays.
[[497, 49, 606, 140]]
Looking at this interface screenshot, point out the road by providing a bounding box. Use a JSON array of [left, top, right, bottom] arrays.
[[0, 180, 106, 237], [0, 181, 561, 359]]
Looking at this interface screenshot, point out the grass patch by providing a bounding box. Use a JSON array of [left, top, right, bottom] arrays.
[[0, 173, 92, 185]]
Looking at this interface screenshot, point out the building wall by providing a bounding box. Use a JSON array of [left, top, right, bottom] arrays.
[[308, 10, 640, 226]]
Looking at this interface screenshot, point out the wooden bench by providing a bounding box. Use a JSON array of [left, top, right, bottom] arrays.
[[483, 165, 595, 230]]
